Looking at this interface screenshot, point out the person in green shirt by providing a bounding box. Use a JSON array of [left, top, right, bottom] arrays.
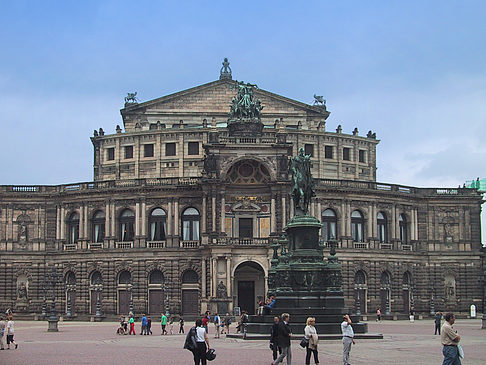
[[161, 313, 168, 335], [129, 315, 135, 335]]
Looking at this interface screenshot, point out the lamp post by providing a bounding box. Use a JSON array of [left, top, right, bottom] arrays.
[[430, 286, 435, 316], [482, 269, 486, 329], [354, 284, 361, 316], [385, 288, 391, 316], [128, 281, 134, 315], [162, 280, 172, 316], [47, 266, 60, 332], [41, 277, 47, 319], [94, 277, 103, 320]]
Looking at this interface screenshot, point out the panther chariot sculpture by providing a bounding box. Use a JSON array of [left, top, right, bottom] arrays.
[[124, 92, 138, 104]]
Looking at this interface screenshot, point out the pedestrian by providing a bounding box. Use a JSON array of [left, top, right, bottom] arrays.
[[169, 316, 174, 334], [409, 307, 415, 322], [6, 315, 18, 349], [202, 312, 209, 334], [224, 314, 232, 334], [241, 311, 249, 338], [141, 313, 147, 335], [376, 307, 381, 322], [213, 313, 221, 338], [304, 317, 319, 365], [161, 313, 168, 335], [435, 311, 442, 335], [147, 316, 152, 335], [0, 316, 5, 350], [193, 318, 210, 365], [179, 315, 185, 334], [441, 312, 462, 365], [341, 314, 355, 365], [270, 316, 282, 362], [272, 313, 292, 365], [128, 315, 135, 335]]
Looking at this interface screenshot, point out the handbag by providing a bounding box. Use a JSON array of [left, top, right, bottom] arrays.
[[299, 337, 309, 348], [457, 344, 464, 359]]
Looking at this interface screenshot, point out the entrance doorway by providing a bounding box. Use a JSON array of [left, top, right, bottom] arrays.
[[239, 218, 253, 238], [234, 261, 265, 315], [238, 281, 255, 314]]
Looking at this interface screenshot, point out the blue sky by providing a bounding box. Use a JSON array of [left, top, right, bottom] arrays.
[[1, 1, 485, 236]]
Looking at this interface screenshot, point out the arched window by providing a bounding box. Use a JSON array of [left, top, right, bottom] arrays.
[[149, 208, 167, 241], [118, 270, 132, 284], [149, 270, 164, 284], [355, 270, 366, 285], [351, 210, 364, 242], [182, 270, 199, 283], [182, 208, 200, 241], [90, 271, 103, 285], [92, 210, 105, 243], [119, 209, 135, 242], [65, 271, 76, 285], [67, 212, 80, 244], [381, 271, 391, 286], [322, 209, 337, 241], [377, 212, 388, 243], [402, 272, 411, 286], [399, 214, 408, 243]]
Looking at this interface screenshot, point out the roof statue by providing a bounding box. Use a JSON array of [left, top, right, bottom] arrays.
[[124, 92, 138, 105], [229, 81, 264, 120], [313, 94, 326, 106], [290, 147, 315, 216], [220, 57, 232, 80]]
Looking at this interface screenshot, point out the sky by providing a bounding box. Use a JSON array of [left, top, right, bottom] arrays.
[[1, 1, 485, 240]]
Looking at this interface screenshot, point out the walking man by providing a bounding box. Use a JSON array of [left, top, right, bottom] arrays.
[[179, 315, 185, 334], [435, 311, 442, 335], [341, 314, 355, 365], [441, 312, 461, 365], [273, 313, 292, 365], [161, 313, 168, 335], [270, 316, 282, 362], [6, 315, 18, 349], [140, 314, 147, 335], [213, 313, 221, 338]]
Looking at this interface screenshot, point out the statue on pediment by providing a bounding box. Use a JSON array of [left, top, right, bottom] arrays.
[[124, 92, 138, 105], [229, 81, 264, 120]]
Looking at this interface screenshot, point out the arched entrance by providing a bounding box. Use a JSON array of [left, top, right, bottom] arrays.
[[64, 271, 76, 316], [402, 272, 412, 314], [181, 270, 199, 316], [380, 271, 391, 314], [89, 271, 103, 315], [354, 270, 367, 314], [117, 270, 132, 315], [234, 261, 265, 315], [148, 270, 164, 315]]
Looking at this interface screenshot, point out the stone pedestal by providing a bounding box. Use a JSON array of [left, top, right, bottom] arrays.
[[47, 318, 59, 332], [209, 298, 232, 316], [247, 214, 368, 335]]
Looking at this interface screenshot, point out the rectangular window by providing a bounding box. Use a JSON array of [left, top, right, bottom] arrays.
[[124, 146, 133, 159], [325, 145, 333, 159], [166, 142, 176, 156], [107, 147, 115, 161], [144, 144, 154, 158], [359, 150, 366, 163], [188, 142, 199, 155], [343, 147, 351, 161], [304, 144, 314, 157]]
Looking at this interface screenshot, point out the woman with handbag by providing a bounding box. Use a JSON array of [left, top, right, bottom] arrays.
[[304, 317, 319, 365]]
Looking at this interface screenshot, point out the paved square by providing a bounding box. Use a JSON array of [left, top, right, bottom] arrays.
[[1, 319, 485, 364]]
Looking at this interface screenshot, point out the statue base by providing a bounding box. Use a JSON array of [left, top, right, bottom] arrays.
[[209, 298, 232, 316], [47, 318, 59, 332]]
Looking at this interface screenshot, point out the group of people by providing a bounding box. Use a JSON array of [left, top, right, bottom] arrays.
[[0, 312, 18, 350], [259, 295, 276, 315], [116, 312, 184, 335], [269, 312, 356, 365]]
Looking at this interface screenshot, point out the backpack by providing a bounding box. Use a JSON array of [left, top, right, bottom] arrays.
[[183, 327, 197, 352]]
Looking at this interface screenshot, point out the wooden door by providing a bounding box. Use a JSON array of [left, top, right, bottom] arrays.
[[182, 290, 198, 316], [149, 289, 164, 315], [238, 281, 255, 314], [118, 290, 129, 314]]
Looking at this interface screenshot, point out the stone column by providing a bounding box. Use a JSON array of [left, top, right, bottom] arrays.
[[271, 196, 276, 233], [289, 196, 294, 220], [174, 200, 179, 237], [211, 258, 217, 297], [202, 195, 207, 233], [60, 206, 65, 240], [79, 205, 84, 239], [367, 205, 373, 240], [346, 201, 351, 237], [317, 201, 322, 221], [84, 204, 88, 240], [226, 257, 231, 298], [141, 201, 146, 237], [135, 202, 140, 236], [111, 203, 115, 240], [391, 205, 396, 240], [105, 202, 110, 237], [168, 201, 173, 236], [340, 200, 346, 237], [202, 259, 206, 298], [372, 204, 377, 237], [221, 194, 225, 234], [212, 196, 216, 232], [56, 205, 61, 240], [282, 195, 287, 228]]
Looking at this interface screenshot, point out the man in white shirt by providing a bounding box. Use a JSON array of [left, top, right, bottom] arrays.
[[341, 314, 355, 365], [6, 315, 18, 350]]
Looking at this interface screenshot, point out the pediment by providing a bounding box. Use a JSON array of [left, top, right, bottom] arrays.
[[231, 202, 261, 212], [121, 79, 329, 130]]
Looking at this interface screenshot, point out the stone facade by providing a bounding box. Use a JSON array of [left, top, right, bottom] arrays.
[[0, 65, 483, 319]]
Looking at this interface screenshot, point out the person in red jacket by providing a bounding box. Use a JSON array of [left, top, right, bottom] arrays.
[[202, 312, 210, 334]]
